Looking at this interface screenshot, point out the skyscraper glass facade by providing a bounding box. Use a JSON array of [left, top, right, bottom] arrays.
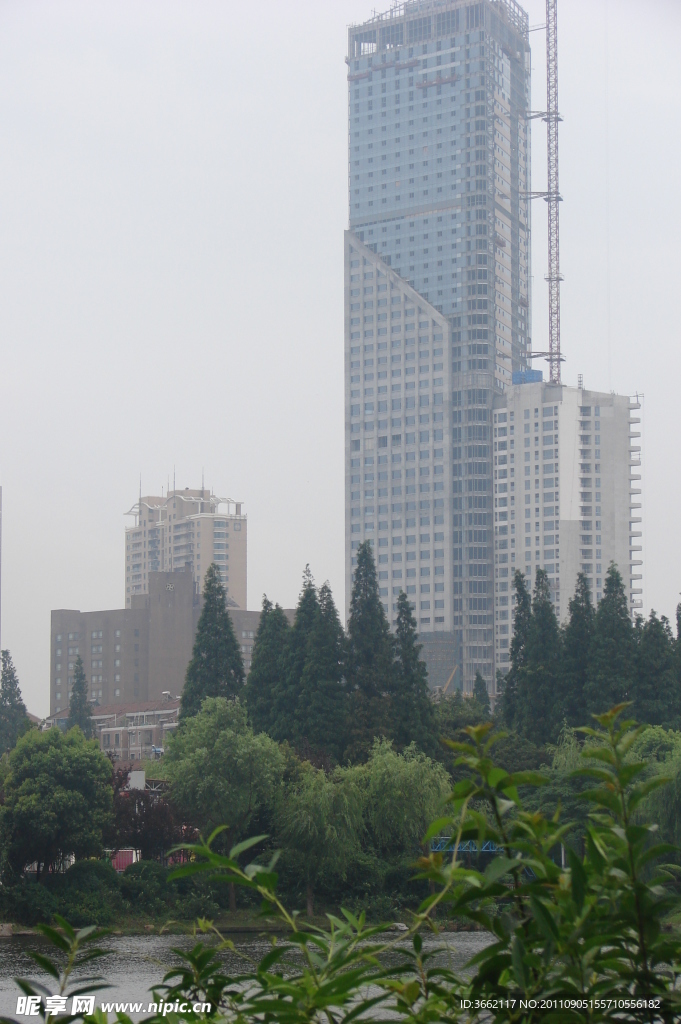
[[344, 0, 531, 694]]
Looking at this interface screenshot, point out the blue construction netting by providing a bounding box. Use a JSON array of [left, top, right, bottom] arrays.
[[512, 369, 543, 385]]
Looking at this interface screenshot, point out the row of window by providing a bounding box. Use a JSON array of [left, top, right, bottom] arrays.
[[56, 629, 126, 644]]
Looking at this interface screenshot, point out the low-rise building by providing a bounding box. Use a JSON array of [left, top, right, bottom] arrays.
[[45, 697, 181, 762]]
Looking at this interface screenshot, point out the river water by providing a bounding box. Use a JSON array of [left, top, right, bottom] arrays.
[[0, 930, 489, 1018]]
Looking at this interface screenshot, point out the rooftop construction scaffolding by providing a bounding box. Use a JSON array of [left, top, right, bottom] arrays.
[[545, 0, 562, 383]]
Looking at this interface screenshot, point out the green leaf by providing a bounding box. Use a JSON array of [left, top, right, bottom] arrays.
[[26, 953, 60, 980], [530, 895, 558, 943], [229, 834, 269, 860], [35, 924, 70, 953], [53, 915, 76, 940], [483, 856, 518, 884], [423, 817, 453, 842], [487, 766, 509, 788], [204, 823, 230, 848], [567, 848, 586, 912], [628, 775, 671, 808], [257, 946, 286, 974], [510, 934, 529, 992]]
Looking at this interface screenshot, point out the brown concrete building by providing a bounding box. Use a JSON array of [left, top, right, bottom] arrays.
[[50, 570, 294, 715], [125, 487, 246, 610]]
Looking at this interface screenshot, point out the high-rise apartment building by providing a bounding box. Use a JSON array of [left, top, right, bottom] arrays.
[[124, 487, 246, 609], [491, 382, 643, 674], [344, 0, 531, 692]]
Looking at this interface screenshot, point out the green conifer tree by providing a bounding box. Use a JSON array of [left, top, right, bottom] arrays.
[[391, 591, 436, 754], [584, 563, 634, 714], [345, 541, 394, 761], [515, 569, 561, 745], [295, 581, 348, 762], [498, 570, 532, 727], [676, 603, 681, 702], [180, 563, 244, 721], [0, 650, 29, 754], [560, 572, 595, 727], [66, 655, 93, 738], [244, 596, 291, 735], [473, 671, 491, 718], [275, 567, 319, 742], [632, 610, 678, 727]]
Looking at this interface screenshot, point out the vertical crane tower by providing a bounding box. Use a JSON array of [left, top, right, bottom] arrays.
[[545, 0, 562, 383]]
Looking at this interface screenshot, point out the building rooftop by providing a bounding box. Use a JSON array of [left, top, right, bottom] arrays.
[[46, 697, 181, 725]]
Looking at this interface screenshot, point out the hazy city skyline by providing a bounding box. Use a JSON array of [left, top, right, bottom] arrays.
[[0, 0, 679, 715]]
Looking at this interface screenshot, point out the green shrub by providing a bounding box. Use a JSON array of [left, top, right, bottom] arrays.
[[45, 859, 121, 926], [120, 860, 168, 901], [119, 860, 173, 916], [0, 877, 59, 926], [61, 858, 120, 892]]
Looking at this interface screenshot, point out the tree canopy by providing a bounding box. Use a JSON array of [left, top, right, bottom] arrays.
[[0, 726, 113, 879], [472, 672, 491, 718], [275, 762, 362, 917], [559, 573, 594, 727], [294, 580, 347, 763], [344, 542, 396, 761], [497, 562, 681, 745], [66, 656, 93, 739], [515, 569, 561, 745], [584, 564, 635, 713], [244, 573, 348, 763], [243, 596, 291, 736], [0, 650, 30, 754], [391, 593, 437, 754], [631, 611, 679, 727], [244, 557, 434, 766], [180, 564, 244, 720], [166, 697, 283, 847]]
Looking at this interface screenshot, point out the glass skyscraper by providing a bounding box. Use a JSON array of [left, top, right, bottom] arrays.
[[344, 0, 531, 695]]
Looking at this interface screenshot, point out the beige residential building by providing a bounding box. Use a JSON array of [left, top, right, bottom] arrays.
[[491, 382, 643, 679], [125, 487, 246, 609]]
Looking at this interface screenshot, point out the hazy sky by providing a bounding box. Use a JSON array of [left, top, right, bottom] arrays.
[[1, 0, 679, 715]]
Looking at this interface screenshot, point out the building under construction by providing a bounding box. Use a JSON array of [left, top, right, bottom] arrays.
[[344, 0, 532, 694]]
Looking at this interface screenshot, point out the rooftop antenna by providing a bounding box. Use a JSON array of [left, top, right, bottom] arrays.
[[173, 465, 175, 493], [138, 474, 142, 526], [202, 467, 204, 492]]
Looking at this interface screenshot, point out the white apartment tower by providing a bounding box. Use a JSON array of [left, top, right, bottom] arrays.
[[125, 488, 246, 608], [491, 383, 643, 673]]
